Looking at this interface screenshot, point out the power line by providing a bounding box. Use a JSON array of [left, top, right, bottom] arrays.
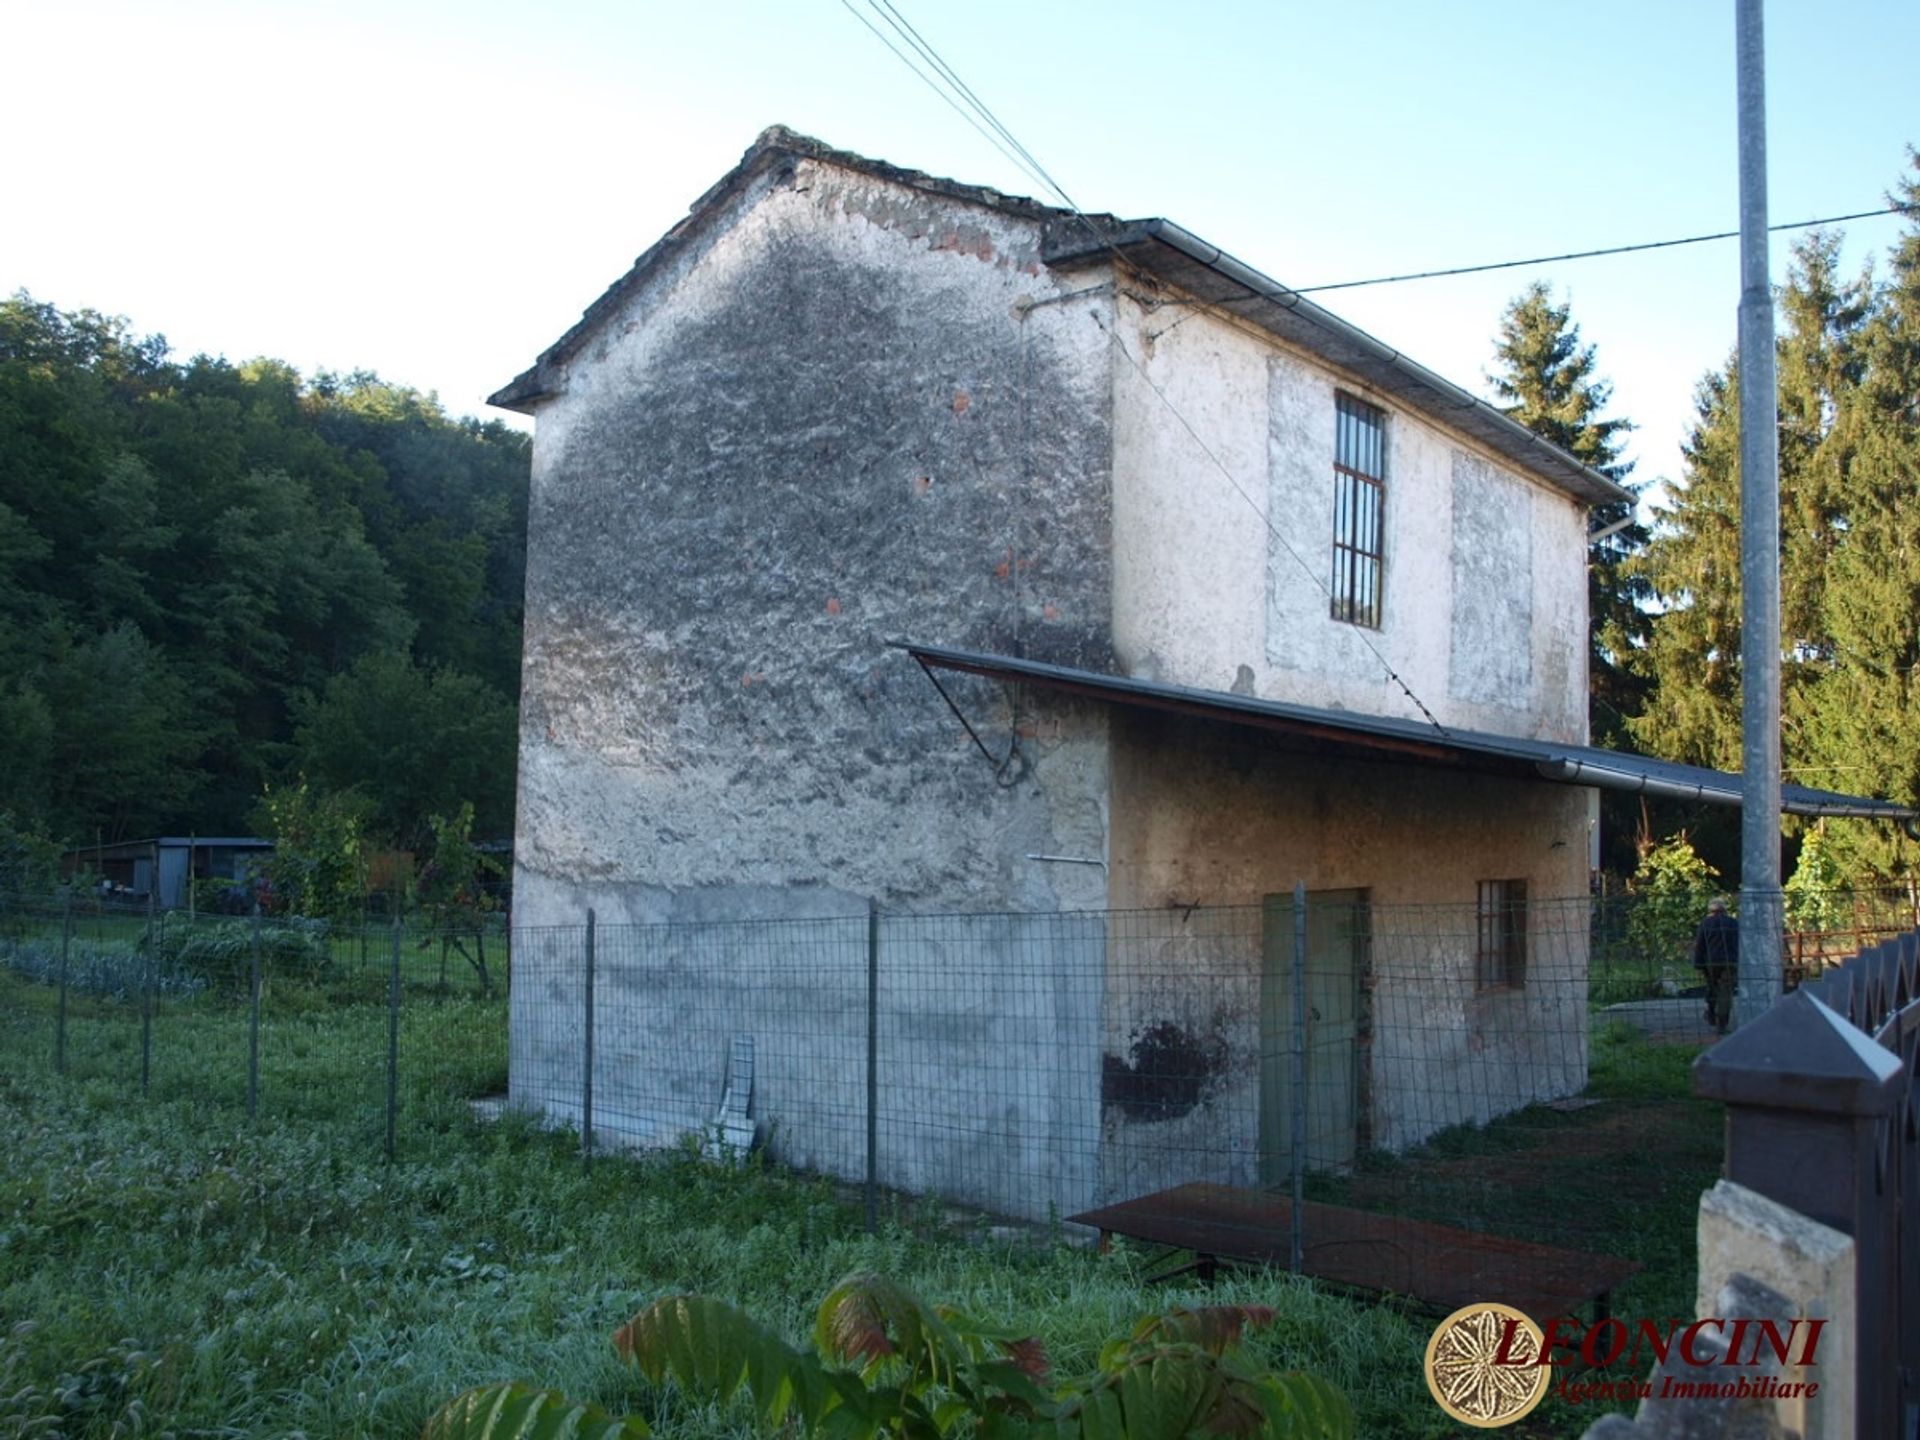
[[868, 1, 1065, 202], [835, 1, 1050, 196], [861, 1, 1099, 223], [1293, 204, 1919, 295], [844, 0, 1450, 735]]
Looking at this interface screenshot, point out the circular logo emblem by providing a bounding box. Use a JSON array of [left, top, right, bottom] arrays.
[[1423, 1302, 1550, 1429]]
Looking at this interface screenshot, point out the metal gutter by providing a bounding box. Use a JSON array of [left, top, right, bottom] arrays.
[[1531, 757, 1738, 807], [1534, 757, 1906, 821]]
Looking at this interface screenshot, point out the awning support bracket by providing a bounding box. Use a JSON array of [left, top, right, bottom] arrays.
[[914, 655, 1027, 788]]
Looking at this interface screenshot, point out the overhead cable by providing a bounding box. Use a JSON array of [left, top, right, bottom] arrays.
[[845, 0, 1451, 736], [1293, 204, 1919, 295]]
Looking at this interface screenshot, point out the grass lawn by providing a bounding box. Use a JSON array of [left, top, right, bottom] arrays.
[[0, 957, 1720, 1439], [1306, 1022, 1725, 1435]]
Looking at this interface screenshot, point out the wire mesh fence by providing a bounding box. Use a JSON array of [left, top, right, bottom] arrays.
[[0, 882, 1912, 1320], [0, 891, 506, 1160], [1587, 877, 1920, 1004]]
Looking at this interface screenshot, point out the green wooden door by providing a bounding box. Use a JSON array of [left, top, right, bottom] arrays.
[[1259, 890, 1366, 1185]]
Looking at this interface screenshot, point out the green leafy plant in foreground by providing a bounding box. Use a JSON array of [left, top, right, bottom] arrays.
[[424, 1272, 1352, 1440], [422, 1382, 649, 1440], [414, 801, 504, 995]]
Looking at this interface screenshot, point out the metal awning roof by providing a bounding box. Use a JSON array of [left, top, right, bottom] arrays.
[[896, 641, 1918, 822]]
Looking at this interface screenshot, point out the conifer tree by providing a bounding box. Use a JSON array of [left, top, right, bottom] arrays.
[[1633, 160, 1920, 881], [1488, 283, 1648, 749], [1631, 233, 1871, 778], [1799, 154, 1920, 878], [1631, 360, 1745, 774]]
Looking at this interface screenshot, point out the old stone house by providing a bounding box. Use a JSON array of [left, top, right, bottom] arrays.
[[490, 128, 1890, 1218]]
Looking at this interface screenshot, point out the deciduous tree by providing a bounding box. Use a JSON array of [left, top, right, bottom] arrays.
[[0, 293, 530, 845], [292, 651, 515, 846]]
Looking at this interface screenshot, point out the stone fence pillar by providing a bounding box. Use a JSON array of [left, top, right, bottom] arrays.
[[1693, 990, 1901, 1438]]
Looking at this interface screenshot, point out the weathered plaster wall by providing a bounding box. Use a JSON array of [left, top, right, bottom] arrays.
[[1098, 709, 1590, 1199], [509, 158, 1122, 1214], [507, 910, 1106, 1220], [1095, 904, 1264, 1205], [1448, 451, 1532, 708], [515, 158, 1117, 924], [873, 912, 1104, 1218], [1109, 294, 1590, 742]]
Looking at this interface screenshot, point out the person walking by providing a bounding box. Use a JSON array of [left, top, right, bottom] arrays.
[[1693, 896, 1739, 1034]]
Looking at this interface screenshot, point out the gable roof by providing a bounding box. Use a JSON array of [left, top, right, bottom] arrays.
[[490, 127, 1632, 508], [488, 126, 1085, 414]]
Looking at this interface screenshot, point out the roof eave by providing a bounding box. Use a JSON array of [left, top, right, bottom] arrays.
[[487, 365, 548, 414], [1532, 757, 1914, 821], [488, 126, 1082, 412], [485, 133, 807, 412], [1044, 219, 1634, 511]]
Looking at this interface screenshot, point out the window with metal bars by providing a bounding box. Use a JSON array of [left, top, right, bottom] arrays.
[[1476, 879, 1528, 988], [1330, 393, 1386, 627]]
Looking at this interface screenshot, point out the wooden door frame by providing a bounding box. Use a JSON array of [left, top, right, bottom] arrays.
[[1259, 888, 1372, 1176]]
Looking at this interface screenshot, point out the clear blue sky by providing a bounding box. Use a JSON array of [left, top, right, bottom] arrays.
[[5, 0, 1915, 502]]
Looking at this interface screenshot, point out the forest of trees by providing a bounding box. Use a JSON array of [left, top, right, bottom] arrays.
[[1, 150, 1915, 891], [0, 294, 526, 859], [1491, 151, 1920, 883]]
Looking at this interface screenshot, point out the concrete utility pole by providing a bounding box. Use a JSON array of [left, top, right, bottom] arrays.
[[1735, 0, 1783, 1026]]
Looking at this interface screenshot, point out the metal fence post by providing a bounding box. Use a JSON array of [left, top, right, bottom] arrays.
[[582, 908, 595, 1169], [140, 886, 155, 1097], [1289, 880, 1308, 1274], [866, 900, 880, 1235], [56, 889, 71, 1074], [248, 901, 262, 1119], [386, 914, 401, 1163]]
